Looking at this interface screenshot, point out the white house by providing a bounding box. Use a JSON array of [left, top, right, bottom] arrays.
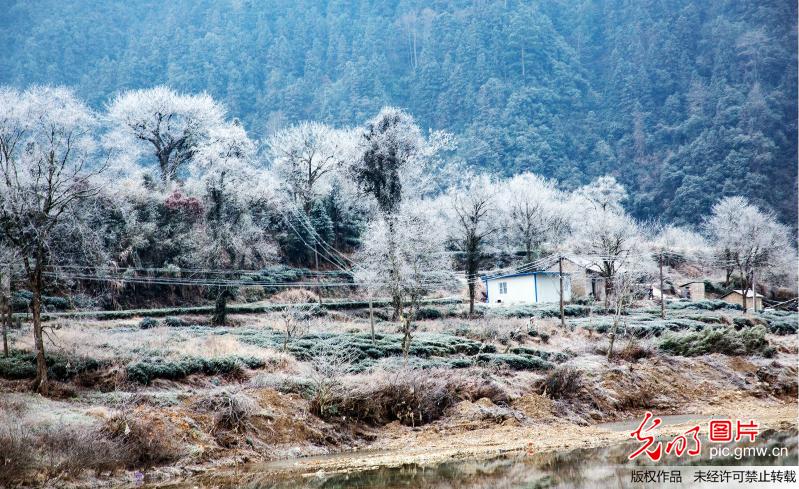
[[482, 271, 571, 305]]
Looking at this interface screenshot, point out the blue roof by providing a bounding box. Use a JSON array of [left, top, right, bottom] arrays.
[[481, 270, 568, 281]]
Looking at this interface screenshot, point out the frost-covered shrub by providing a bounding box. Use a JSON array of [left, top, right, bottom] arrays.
[[659, 326, 772, 357], [668, 300, 742, 311], [163, 316, 188, 327], [540, 366, 582, 400], [0, 352, 103, 381], [315, 368, 510, 426], [509, 347, 570, 363], [193, 390, 258, 433], [414, 307, 444, 320], [759, 311, 798, 335], [125, 356, 265, 384], [138, 317, 158, 329], [475, 353, 551, 371]]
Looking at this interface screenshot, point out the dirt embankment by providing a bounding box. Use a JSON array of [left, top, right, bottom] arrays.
[[119, 353, 799, 487]]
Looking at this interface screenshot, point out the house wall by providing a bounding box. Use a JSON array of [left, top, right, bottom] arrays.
[[720, 292, 762, 310], [545, 260, 587, 298], [536, 274, 571, 303], [685, 283, 705, 301], [485, 274, 571, 304]]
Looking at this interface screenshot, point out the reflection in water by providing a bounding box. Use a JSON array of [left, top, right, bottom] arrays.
[[182, 431, 797, 489]]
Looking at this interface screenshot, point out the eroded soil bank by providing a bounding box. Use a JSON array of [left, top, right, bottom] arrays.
[[1, 305, 797, 488]]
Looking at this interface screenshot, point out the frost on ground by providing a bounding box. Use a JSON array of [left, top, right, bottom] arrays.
[[0, 302, 796, 487]]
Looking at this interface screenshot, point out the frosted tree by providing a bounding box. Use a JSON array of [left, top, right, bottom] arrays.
[[353, 205, 455, 359], [188, 120, 277, 325], [267, 122, 358, 213], [651, 224, 709, 318], [704, 197, 792, 312], [575, 175, 628, 212], [106, 86, 226, 184], [569, 206, 647, 303], [442, 173, 500, 316], [267, 122, 358, 273], [500, 172, 570, 260], [351, 107, 452, 319], [0, 86, 109, 394]]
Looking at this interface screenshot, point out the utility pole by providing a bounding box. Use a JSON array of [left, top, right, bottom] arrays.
[[558, 255, 565, 328], [659, 252, 665, 319]]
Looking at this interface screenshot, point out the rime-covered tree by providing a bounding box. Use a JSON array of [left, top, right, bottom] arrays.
[[0, 86, 109, 394], [651, 224, 709, 318], [351, 107, 451, 318], [575, 176, 628, 213], [443, 173, 500, 316], [267, 122, 357, 213], [188, 120, 277, 324], [353, 205, 454, 358], [569, 205, 647, 302], [106, 86, 226, 184], [500, 173, 570, 260], [704, 197, 792, 311]]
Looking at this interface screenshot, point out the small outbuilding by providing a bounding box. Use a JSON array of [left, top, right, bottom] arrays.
[[482, 271, 571, 305], [719, 289, 763, 311], [679, 281, 706, 301]]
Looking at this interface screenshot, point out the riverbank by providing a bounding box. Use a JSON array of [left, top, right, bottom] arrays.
[[1, 301, 797, 487], [168, 398, 796, 488]]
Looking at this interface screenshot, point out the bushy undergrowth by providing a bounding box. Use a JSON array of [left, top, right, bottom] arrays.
[[759, 310, 798, 335], [12, 290, 71, 312], [482, 303, 597, 319], [667, 300, 742, 311], [0, 351, 105, 381], [509, 346, 571, 363], [540, 366, 583, 400], [237, 330, 496, 367], [138, 317, 158, 329], [0, 419, 124, 485], [126, 356, 265, 384], [311, 368, 510, 426], [659, 326, 773, 357], [193, 389, 258, 433], [475, 353, 552, 370]]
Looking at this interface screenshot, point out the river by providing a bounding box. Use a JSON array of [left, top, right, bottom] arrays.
[[168, 428, 797, 488]]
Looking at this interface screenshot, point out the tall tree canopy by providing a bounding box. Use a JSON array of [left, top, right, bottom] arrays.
[[0, 0, 796, 226]]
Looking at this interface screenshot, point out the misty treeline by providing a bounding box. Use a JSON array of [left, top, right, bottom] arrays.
[[1, 0, 796, 228], [0, 85, 796, 393]]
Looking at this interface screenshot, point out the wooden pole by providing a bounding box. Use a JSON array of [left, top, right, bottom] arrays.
[[659, 252, 665, 319], [558, 256, 565, 328]]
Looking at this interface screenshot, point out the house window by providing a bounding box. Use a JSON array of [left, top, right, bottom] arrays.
[[499, 282, 507, 294]]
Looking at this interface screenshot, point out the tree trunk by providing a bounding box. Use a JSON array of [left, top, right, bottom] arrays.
[[212, 289, 228, 326], [387, 219, 403, 321], [314, 245, 323, 305], [31, 271, 48, 395], [466, 235, 479, 318], [659, 254, 665, 319], [740, 267, 748, 313], [468, 281, 476, 317], [369, 299, 375, 345], [607, 319, 617, 360], [559, 256, 565, 327], [402, 318, 411, 365], [1, 296, 8, 358], [1, 265, 8, 357]]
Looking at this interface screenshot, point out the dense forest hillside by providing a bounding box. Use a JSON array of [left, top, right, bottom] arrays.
[[1, 0, 796, 226]]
